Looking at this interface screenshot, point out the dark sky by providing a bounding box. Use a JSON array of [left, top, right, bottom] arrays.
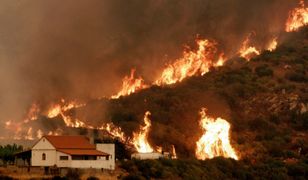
[[0, 0, 299, 122]]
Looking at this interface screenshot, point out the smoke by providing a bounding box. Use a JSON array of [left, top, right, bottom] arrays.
[[0, 0, 299, 130]]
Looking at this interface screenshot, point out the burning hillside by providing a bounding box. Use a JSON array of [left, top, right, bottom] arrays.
[[1, 0, 308, 162]]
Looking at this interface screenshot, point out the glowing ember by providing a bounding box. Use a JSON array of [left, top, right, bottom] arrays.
[[239, 35, 260, 60], [111, 69, 149, 99], [132, 111, 154, 153], [195, 108, 238, 160], [267, 38, 278, 52], [286, 0, 308, 32], [155, 39, 223, 85]]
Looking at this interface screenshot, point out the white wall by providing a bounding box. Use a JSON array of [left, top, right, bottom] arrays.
[[32, 137, 57, 166], [70, 159, 113, 169], [32, 149, 57, 166], [131, 152, 163, 160], [56, 151, 71, 167], [32, 137, 54, 150], [96, 144, 115, 170]]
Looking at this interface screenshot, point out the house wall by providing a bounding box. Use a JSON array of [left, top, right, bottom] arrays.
[[32, 149, 57, 166], [70, 159, 113, 169], [32, 137, 57, 166], [96, 144, 115, 170], [56, 151, 71, 167], [131, 152, 163, 160]]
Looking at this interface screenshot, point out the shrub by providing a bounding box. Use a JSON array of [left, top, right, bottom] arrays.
[[285, 72, 307, 82], [255, 65, 273, 77]]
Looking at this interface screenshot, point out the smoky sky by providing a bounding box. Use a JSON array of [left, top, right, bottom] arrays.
[[0, 0, 299, 122]]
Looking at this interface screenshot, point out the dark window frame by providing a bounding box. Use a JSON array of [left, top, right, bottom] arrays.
[[59, 156, 69, 160]]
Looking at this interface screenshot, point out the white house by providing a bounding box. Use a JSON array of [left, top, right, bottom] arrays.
[[31, 135, 115, 170]]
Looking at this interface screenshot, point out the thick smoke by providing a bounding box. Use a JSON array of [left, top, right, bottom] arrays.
[[0, 0, 299, 131]]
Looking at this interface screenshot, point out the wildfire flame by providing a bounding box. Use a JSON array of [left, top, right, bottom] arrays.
[[112, 39, 225, 98], [111, 69, 149, 99], [132, 111, 154, 153], [286, 0, 308, 32], [239, 34, 260, 60], [267, 38, 278, 52], [99, 123, 128, 142], [155, 39, 224, 85], [23, 103, 40, 123], [47, 99, 86, 128], [195, 108, 238, 160], [171, 145, 177, 159]]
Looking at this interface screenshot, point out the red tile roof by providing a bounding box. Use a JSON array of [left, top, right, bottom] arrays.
[[58, 149, 109, 156], [44, 135, 95, 149]]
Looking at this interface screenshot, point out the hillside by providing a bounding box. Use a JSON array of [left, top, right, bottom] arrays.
[[86, 27, 307, 161]]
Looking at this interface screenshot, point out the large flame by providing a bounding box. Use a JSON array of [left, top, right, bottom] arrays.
[[239, 34, 260, 60], [111, 69, 149, 99], [155, 39, 224, 85], [286, 0, 308, 32], [132, 111, 154, 153], [195, 108, 238, 160]]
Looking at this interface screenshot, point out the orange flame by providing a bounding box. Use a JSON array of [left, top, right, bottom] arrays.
[[46, 99, 86, 128], [132, 111, 154, 153], [99, 123, 128, 142], [286, 0, 308, 32], [37, 129, 43, 139], [111, 69, 149, 99], [47, 100, 85, 118], [267, 38, 278, 52], [25, 127, 34, 140], [171, 145, 177, 159], [195, 108, 238, 160], [155, 39, 223, 85], [23, 103, 40, 123], [239, 35, 260, 60]]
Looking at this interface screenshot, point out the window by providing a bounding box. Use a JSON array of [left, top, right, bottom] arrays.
[[106, 156, 109, 160], [42, 153, 46, 160], [72, 156, 83, 160], [60, 156, 69, 160]]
